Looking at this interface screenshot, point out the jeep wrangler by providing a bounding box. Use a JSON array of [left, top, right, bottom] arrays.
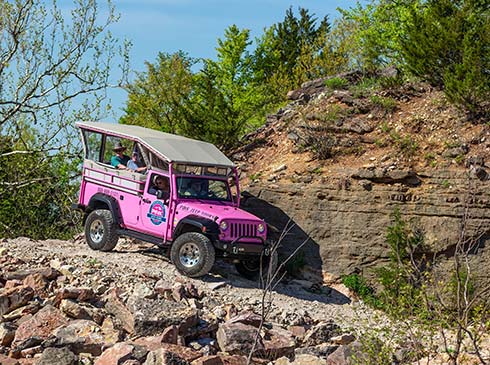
[[72, 121, 276, 278]]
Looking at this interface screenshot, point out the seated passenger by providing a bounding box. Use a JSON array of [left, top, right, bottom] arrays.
[[149, 175, 170, 199], [111, 142, 130, 169], [187, 180, 208, 198], [127, 151, 147, 173]]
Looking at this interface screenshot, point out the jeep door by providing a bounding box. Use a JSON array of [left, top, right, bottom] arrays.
[[139, 173, 171, 238]]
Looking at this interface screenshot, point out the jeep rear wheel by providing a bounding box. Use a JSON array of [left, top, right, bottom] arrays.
[[170, 232, 215, 277], [84, 209, 119, 252], [235, 250, 278, 281]]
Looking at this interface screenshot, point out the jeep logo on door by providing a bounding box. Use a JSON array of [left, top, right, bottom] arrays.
[[147, 201, 166, 225]]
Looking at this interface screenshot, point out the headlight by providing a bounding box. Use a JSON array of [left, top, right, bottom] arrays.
[[257, 223, 265, 233], [220, 221, 228, 230]]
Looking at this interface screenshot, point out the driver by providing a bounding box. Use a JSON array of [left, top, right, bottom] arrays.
[[149, 175, 170, 199], [188, 180, 207, 198]]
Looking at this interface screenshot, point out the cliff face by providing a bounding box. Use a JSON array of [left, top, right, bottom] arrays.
[[235, 73, 490, 284], [243, 169, 490, 283]]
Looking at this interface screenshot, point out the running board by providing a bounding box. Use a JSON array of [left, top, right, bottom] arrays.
[[116, 229, 169, 247]]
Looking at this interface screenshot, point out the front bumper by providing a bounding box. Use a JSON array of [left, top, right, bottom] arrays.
[[214, 238, 271, 258]]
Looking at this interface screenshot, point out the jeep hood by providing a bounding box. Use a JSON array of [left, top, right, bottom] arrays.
[[176, 202, 263, 223]]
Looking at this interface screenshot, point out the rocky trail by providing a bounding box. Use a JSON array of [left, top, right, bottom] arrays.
[[0, 236, 377, 365]]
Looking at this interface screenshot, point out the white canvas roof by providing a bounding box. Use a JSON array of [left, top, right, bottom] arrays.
[[76, 121, 234, 168]]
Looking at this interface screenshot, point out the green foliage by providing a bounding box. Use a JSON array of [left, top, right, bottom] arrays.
[[187, 25, 272, 149], [324, 77, 349, 90], [284, 250, 306, 277], [401, 0, 490, 117], [338, 0, 419, 72], [370, 95, 397, 112], [252, 7, 334, 98], [342, 274, 380, 307], [390, 133, 418, 157], [121, 52, 195, 134], [0, 0, 125, 239], [351, 210, 428, 318], [0, 132, 81, 239], [122, 26, 273, 150]]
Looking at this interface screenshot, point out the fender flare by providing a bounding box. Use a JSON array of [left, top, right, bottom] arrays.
[[85, 193, 122, 225], [174, 215, 220, 242]]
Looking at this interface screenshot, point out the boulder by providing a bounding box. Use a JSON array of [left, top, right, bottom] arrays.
[[0, 286, 34, 316], [325, 341, 364, 365], [1, 302, 39, 321], [12, 304, 68, 349], [22, 273, 48, 295], [191, 355, 247, 365], [104, 289, 135, 334], [143, 344, 202, 365], [0, 322, 17, 346], [60, 299, 92, 320], [227, 311, 262, 327], [275, 354, 327, 365], [295, 343, 338, 359], [302, 321, 340, 347], [130, 298, 198, 338], [0, 354, 20, 365], [95, 342, 136, 365], [262, 326, 296, 359], [36, 347, 77, 365], [53, 319, 120, 355], [216, 322, 263, 356], [3, 268, 59, 281], [55, 287, 96, 304]]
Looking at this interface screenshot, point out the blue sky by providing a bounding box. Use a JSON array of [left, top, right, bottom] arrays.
[[107, 0, 362, 119]]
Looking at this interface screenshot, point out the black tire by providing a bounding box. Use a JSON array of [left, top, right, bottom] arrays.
[[235, 250, 278, 281], [84, 209, 119, 252], [170, 232, 215, 277]]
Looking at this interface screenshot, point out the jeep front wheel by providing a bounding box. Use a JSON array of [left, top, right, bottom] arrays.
[[170, 232, 215, 278], [84, 209, 119, 252], [235, 250, 278, 281]]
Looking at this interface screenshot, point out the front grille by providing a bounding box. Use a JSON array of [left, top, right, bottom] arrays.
[[229, 222, 258, 239]]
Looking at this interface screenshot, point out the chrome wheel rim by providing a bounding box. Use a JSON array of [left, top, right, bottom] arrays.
[[89, 219, 104, 244], [179, 242, 200, 267]]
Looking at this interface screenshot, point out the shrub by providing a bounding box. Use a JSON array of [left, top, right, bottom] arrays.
[[325, 77, 349, 90]]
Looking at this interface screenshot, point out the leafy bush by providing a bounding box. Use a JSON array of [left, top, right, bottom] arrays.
[[285, 250, 306, 277], [370, 95, 397, 113], [0, 134, 81, 239], [325, 77, 349, 90], [342, 274, 380, 307], [401, 0, 490, 118]]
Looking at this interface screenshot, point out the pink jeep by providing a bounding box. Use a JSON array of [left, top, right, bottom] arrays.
[[73, 122, 275, 278]]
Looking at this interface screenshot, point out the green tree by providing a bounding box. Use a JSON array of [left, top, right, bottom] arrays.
[[338, 0, 421, 72], [120, 51, 195, 133], [188, 25, 270, 149], [0, 0, 128, 238], [253, 7, 331, 98], [121, 25, 271, 150], [401, 0, 490, 117]]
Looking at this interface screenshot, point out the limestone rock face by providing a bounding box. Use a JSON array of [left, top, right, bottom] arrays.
[[244, 169, 490, 283]]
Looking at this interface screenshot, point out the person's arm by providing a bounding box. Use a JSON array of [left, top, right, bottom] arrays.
[[148, 186, 158, 195], [110, 156, 125, 169]]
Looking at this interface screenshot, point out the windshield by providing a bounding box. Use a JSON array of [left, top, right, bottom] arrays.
[[176, 177, 231, 201]]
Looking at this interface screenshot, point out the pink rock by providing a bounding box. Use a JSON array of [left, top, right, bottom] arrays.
[[0, 286, 34, 316], [95, 342, 134, 365], [22, 273, 48, 295], [262, 326, 296, 359], [0, 353, 20, 365], [145, 343, 202, 364], [104, 290, 134, 334], [12, 305, 68, 348]]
